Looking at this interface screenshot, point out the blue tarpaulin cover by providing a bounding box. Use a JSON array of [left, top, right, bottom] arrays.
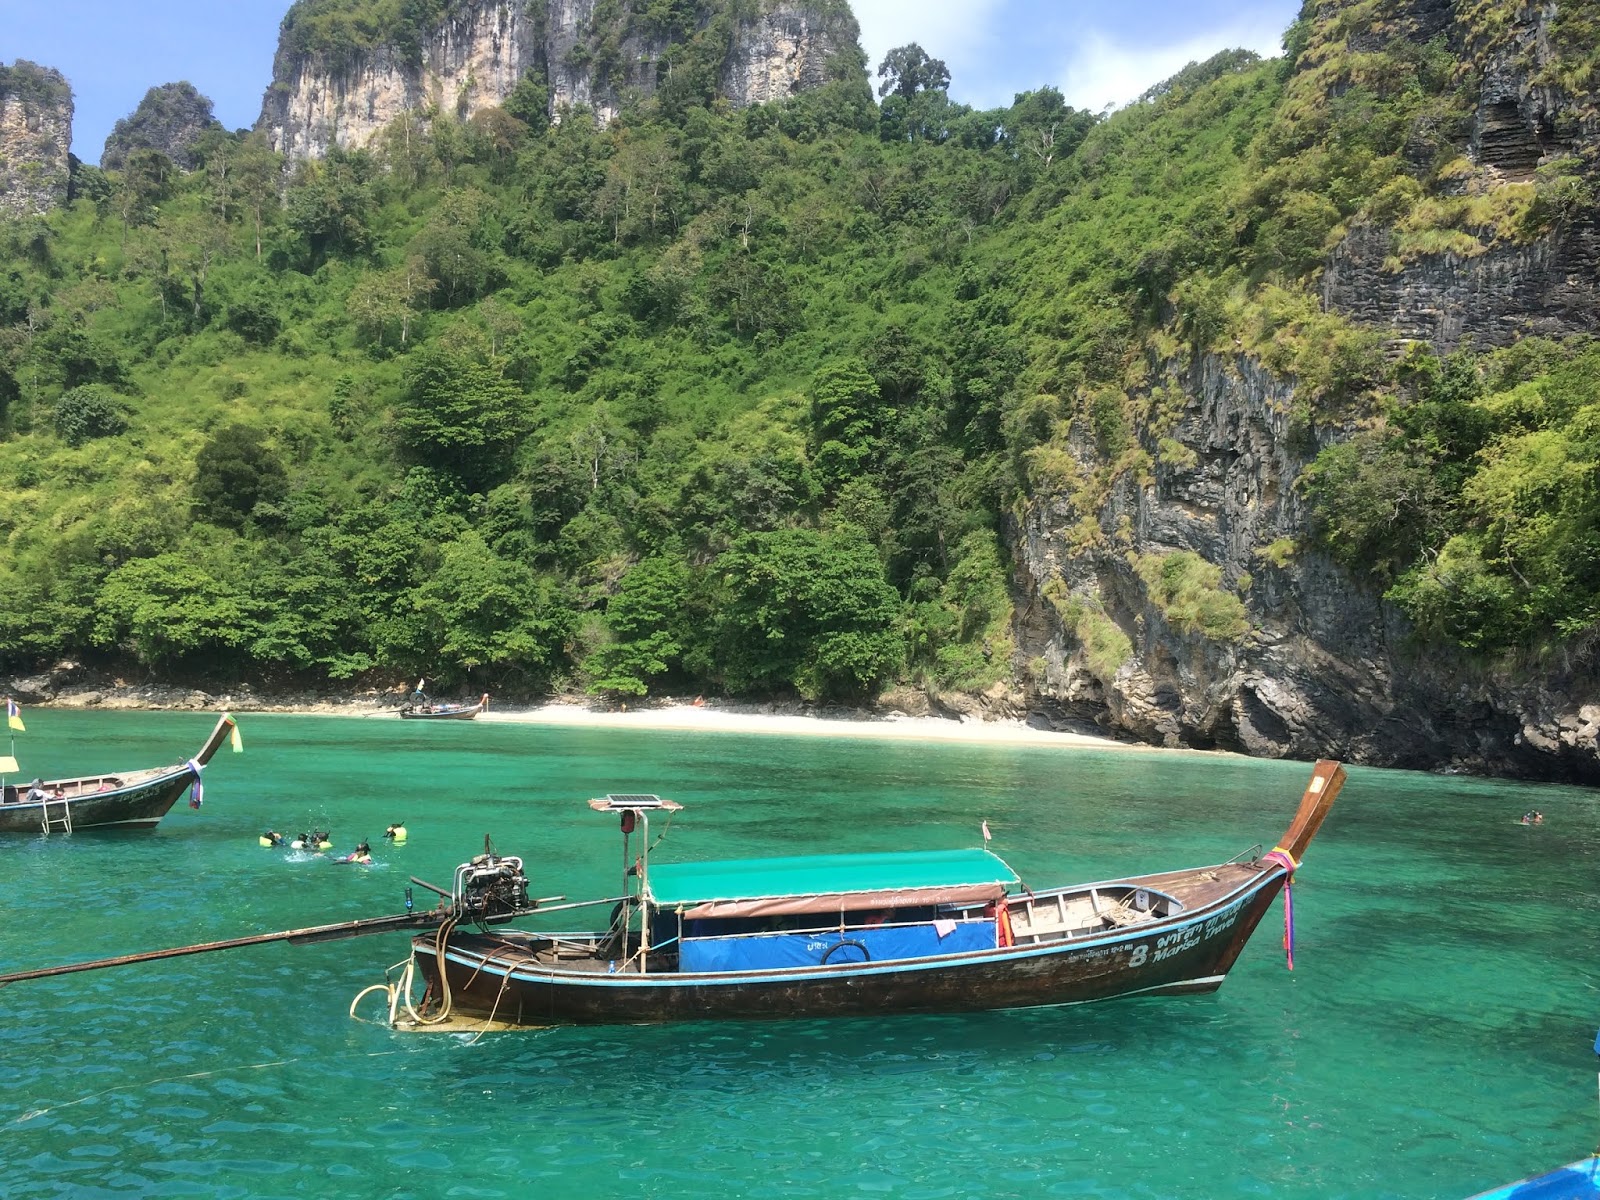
[[679, 920, 998, 973]]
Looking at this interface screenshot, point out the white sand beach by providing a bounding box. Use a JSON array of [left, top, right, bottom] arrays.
[[477, 700, 1140, 750]]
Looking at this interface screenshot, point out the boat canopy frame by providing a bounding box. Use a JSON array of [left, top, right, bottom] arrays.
[[646, 848, 1020, 919]]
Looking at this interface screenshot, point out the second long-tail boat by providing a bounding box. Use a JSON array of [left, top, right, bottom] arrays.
[[0, 712, 240, 834]]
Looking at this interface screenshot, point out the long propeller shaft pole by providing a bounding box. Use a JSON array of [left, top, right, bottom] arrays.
[[0, 910, 443, 987]]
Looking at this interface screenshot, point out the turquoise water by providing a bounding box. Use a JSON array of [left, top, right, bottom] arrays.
[[1, 712, 1597, 1199]]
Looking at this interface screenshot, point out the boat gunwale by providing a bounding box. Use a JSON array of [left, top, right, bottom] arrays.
[[0, 761, 193, 812], [431, 858, 1281, 988]]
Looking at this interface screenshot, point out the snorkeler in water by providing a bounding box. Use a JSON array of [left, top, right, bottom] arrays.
[[335, 840, 374, 865]]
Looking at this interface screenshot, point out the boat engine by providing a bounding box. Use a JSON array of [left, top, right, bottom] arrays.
[[452, 847, 533, 925]]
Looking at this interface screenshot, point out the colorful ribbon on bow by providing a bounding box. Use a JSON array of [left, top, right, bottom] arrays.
[[186, 758, 204, 809], [1262, 846, 1300, 970]]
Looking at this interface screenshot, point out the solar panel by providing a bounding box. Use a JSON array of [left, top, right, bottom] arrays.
[[587, 793, 682, 813]]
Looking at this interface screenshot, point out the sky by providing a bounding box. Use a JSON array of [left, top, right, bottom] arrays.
[[2, 0, 1300, 164]]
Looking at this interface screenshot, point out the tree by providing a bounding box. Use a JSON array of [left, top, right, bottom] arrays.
[[876, 44, 950, 100], [584, 554, 694, 695], [194, 425, 289, 529], [396, 344, 523, 485], [105, 149, 173, 244], [410, 189, 499, 307], [162, 212, 230, 323], [287, 155, 374, 265], [232, 134, 282, 260], [810, 358, 886, 494], [1004, 88, 1095, 174], [224, 278, 283, 345], [412, 532, 577, 678], [52, 384, 129, 446], [93, 552, 254, 669], [348, 263, 433, 347], [714, 527, 905, 700], [1301, 429, 1446, 582]]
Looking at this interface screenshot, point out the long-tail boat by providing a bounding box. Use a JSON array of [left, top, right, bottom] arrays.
[[399, 693, 489, 721], [0, 713, 239, 834], [395, 760, 1345, 1028], [0, 761, 1343, 1026]]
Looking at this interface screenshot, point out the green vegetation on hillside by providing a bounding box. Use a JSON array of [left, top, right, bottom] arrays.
[[3, 0, 1597, 702], [0, 60, 72, 109], [1304, 340, 1600, 650]]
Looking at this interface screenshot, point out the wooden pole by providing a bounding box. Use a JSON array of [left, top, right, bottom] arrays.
[[0, 910, 445, 987]]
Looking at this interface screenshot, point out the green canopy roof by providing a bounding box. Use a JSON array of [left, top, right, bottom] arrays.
[[645, 848, 1018, 909]]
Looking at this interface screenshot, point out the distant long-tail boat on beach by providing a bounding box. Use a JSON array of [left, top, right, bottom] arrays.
[[0, 711, 241, 834], [399, 692, 490, 721]]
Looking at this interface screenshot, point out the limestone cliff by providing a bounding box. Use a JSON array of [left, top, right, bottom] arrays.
[[0, 60, 73, 218], [1012, 0, 1600, 783], [258, 0, 860, 160]]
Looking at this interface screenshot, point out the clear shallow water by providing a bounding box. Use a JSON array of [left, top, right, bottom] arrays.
[[1, 712, 1596, 1199]]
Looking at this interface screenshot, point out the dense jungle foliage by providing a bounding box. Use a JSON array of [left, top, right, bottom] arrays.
[[1, 0, 1596, 700]]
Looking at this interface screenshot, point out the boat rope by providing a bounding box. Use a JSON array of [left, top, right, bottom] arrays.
[[648, 808, 676, 852], [349, 983, 397, 1027], [349, 955, 426, 1028], [415, 916, 460, 1025], [1263, 846, 1299, 971], [461, 952, 539, 1045], [351, 944, 536, 1042]]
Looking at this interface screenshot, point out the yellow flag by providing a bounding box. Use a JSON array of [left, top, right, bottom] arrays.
[[5, 699, 22, 732], [227, 717, 243, 753]]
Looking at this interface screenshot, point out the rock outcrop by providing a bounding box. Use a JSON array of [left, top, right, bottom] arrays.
[[1322, 217, 1600, 352], [258, 0, 860, 161], [101, 81, 222, 172], [0, 60, 73, 218], [1013, 352, 1600, 783]]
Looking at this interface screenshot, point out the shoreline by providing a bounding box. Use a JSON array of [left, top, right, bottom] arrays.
[[473, 700, 1147, 749], [17, 680, 1150, 751]]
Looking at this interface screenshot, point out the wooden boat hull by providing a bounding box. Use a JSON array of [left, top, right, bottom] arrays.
[[412, 859, 1290, 1026], [399, 701, 486, 721], [0, 713, 237, 834], [0, 765, 197, 832]]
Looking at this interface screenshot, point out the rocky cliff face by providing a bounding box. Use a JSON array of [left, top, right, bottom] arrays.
[[0, 60, 73, 218], [720, 4, 849, 107], [1321, 0, 1600, 351], [1013, 0, 1600, 783], [259, 0, 859, 160], [1012, 352, 1600, 783]]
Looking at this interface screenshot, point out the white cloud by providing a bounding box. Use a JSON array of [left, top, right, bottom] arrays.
[[1058, 19, 1286, 112], [851, 0, 1008, 90]]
